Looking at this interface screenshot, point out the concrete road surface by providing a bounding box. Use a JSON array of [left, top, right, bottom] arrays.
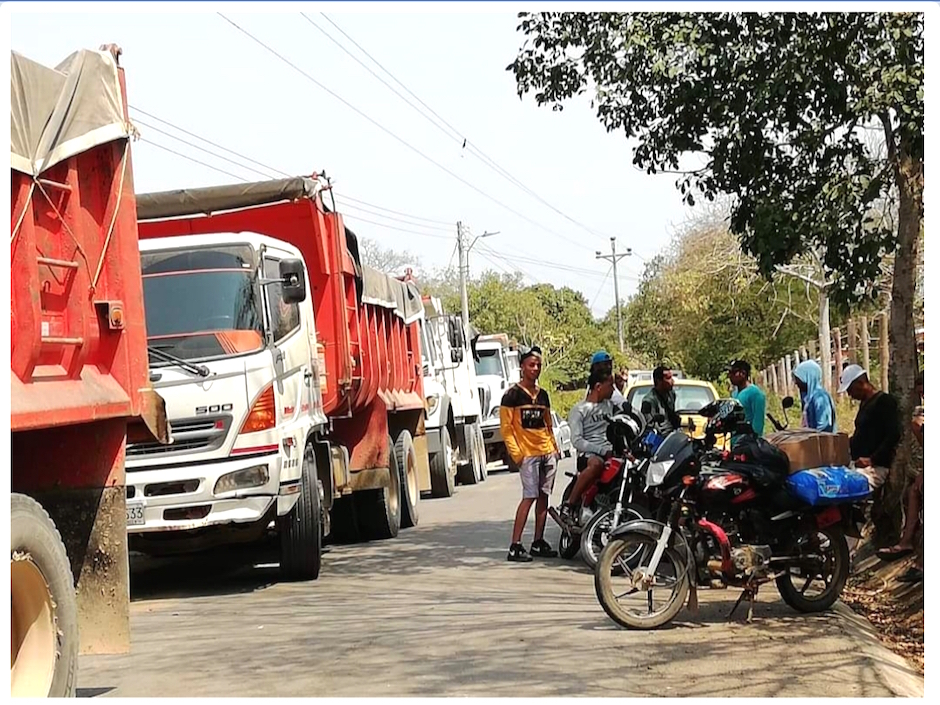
[[79, 458, 923, 697]]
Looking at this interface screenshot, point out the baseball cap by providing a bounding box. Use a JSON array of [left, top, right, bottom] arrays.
[[591, 350, 612, 366], [838, 364, 867, 393]]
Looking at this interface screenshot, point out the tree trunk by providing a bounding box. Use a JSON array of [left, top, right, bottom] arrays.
[[818, 290, 832, 393], [873, 139, 923, 547]]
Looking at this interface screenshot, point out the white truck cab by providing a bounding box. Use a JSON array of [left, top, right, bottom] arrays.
[[126, 233, 328, 579], [475, 334, 522, 472], [417, 296, 487, 496]]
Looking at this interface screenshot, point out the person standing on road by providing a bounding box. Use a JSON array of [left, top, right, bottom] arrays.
[[840, 364, 903, 493], [642, 366, 681, 434], [729, 359, 767, 436], [552, 369, 616, 531], [501, 345, 561, 563], [792, 359, 837, 433]]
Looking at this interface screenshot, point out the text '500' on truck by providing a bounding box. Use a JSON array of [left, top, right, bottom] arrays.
[[407, 287, 488, 496], [475, 334, 522, 472], [126, 175, 431, 579], [11, 45, 170, 697]]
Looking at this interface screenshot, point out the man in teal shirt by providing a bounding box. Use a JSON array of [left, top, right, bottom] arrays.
[[729, 359, 766, 436]]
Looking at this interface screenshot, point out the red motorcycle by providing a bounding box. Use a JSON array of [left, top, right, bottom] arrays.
[[593, 399, 870, 630]]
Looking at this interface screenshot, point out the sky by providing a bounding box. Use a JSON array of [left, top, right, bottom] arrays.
[[8, 4, 697, 317]]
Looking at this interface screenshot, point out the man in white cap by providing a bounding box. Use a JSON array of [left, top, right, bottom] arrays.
[[839, 363, 903, 492]]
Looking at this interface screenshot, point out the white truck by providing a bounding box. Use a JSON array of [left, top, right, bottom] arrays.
[[417, 294, 488, 496], [475, 334, 522, 472]]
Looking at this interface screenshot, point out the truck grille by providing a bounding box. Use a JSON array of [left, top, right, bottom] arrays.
[[127, 415, 231, 462]]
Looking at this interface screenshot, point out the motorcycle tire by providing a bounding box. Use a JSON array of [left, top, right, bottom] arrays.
[[594, 534, 689, 630], [580, 503, 651, 571], [556, 483, 580, 560], [775, 524, 850, 614]]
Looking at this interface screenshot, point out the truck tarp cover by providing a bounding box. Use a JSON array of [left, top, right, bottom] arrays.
[[136, 177, 423, 324], [11, 49, 129, 176]]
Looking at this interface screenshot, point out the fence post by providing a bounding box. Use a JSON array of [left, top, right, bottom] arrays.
[[847, 319, 857, 364], [800, 345, 808, 363], [783, 354, 793, 397], [777, 359, 787, 395], [833, 327, 844, 391], [859, 315, 870, 373], [880, 312, 890, 389], [768, 366, 777, 396], [808, 338, 817, 361]]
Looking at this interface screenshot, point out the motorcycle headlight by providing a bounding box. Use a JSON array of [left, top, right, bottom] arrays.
[[646, 459, 674, 487], [426, 395, 440, 416]]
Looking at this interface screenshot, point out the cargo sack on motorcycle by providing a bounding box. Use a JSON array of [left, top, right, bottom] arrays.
[[786, 466, 872, 506], [725, 435, 790, 488]]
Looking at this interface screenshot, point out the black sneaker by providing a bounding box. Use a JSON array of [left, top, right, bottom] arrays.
[[507, 543, 533, 563], [530, 539, 558, 558]]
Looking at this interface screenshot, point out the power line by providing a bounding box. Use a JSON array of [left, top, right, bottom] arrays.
[[130, 107, 460, 231], [140, 139, 248, 182], [589, 265, 614, 310], [316, 12, 616, 245], [333, 199, 452, 232], [130, 106, 289, 179], [340, 213, 452, 240], [218, 12, 594, 253]]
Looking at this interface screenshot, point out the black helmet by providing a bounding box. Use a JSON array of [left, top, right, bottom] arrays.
[[702, 398, 747, 436], [606, 406, 646, 455]]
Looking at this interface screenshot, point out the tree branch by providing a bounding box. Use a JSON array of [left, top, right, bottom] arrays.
[[774, 264, 827, 290]]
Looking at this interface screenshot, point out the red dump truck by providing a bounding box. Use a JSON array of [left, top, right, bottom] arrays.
[[11, 46, 169, 697], [120, 175, 431, 568]]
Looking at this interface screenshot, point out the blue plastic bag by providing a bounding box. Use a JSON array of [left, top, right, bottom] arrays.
[[786, 466, 872, 506]]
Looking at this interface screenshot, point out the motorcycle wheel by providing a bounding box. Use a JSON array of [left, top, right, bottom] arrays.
[[775, 524, 850, 613], [594, 533, 689, 630], [580, 503, 651, 571], [556, 483, 580, 560]]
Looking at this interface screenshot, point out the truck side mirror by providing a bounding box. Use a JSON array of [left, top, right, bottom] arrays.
[[782, 396, 795, 410], [451, 348, 464, 364], [279, 259, 306, 304], [447, 316, 464, 350]]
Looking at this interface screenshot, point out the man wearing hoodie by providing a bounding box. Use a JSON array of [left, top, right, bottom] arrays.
[[792, 360, 837, 433]]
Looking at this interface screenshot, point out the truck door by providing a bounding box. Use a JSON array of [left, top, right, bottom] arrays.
[[262, 255, 310, 479]]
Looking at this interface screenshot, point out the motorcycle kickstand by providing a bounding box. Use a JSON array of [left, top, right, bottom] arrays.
[[728, 584, 758, 623]]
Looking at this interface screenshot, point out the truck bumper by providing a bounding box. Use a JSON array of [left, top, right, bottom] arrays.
[[125, 452, 290, 535], [481, 421, 503, 446]]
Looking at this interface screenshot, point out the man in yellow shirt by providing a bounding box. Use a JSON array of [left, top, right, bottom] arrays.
[[501, 345, 560, 562]]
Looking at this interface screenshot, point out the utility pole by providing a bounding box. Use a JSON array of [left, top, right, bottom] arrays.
[[595, 237, 632, 354], [457, 221, 498, 337]]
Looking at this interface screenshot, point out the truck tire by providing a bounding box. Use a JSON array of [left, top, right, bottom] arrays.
[[456, 424, 479, 487], [429, 426, 457, 498], [355, 435, 402, 540], [328, 496, 359, 544], [11, 493, 78, 698], [472, 423, 488, 483], [277, 444, 323, 581], [395, 430, 420, 529]]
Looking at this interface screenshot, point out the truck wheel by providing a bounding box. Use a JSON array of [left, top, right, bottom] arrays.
[[328, 496, 359, 544], [472, 424, 487, 483], [429, 427, 457, 498], [11, 493, 78, 698], [456, 424, 479, 487], [395, 430, 420, 529], [277, 444, 323, 581], [355, 435, 402, 540]]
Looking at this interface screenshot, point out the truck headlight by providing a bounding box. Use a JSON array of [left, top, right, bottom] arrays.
[[489, 407, 501, 420], [426, 395, 440, 416], [214, 465, 269, 495]]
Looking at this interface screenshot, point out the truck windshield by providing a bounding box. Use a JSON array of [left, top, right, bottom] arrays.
[[141, 246, 264, 361], [474, 349, 504, 377]]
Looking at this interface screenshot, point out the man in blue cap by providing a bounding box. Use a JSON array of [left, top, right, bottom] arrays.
[[590, 350, 626, 406]]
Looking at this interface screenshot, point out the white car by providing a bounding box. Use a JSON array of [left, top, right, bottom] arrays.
[[552, 411, 573, 458]]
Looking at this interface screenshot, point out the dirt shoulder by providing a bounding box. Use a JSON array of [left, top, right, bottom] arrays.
[[842, 544, 924, 676]]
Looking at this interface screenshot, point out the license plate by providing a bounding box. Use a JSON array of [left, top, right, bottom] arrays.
[[126, 502, 145, 526]]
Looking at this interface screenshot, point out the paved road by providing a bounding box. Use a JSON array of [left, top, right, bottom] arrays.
[[79, 459, 923, 697]]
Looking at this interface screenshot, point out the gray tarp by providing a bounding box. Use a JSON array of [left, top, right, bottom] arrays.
[[135, 177, 322, 221], [362, 265, 423, 324], [11, 48, 129, 176]]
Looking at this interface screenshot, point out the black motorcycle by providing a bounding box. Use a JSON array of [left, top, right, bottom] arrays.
[[593, 399, 869, 630]]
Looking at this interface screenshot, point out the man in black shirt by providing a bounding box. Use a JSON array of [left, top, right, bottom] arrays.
[[839, 364, 903, 491]]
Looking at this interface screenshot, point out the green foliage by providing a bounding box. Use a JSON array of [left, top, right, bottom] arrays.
[[622, 219, 818, 380], [509, 12, 923, 307]]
